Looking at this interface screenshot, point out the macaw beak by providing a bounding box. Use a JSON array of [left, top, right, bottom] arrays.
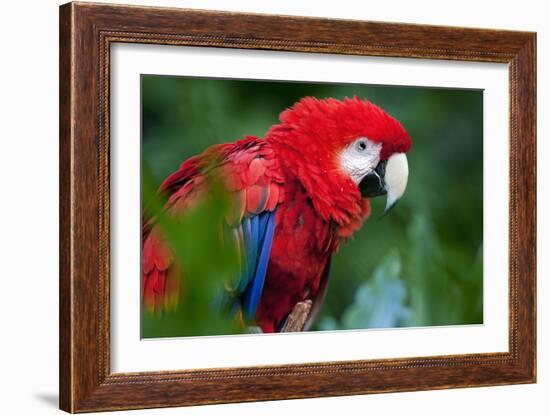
[[359, 153, 409, 213]]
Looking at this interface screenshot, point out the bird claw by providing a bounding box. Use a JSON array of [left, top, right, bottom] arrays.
[[246, 325, 263, 334]]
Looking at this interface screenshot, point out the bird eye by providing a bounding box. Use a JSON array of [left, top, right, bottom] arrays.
[[355, 140, 368, 152]]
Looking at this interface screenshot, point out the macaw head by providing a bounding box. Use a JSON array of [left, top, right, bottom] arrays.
[[271, 96, 411, 216]]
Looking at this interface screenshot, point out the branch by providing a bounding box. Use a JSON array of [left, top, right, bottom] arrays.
[[280, 300, 313, 332]]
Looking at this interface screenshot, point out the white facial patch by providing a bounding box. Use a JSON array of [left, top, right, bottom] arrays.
[[339, 137, 382, 183]]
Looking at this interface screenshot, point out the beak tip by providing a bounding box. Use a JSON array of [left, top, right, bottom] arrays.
[[378, 199, 399, 221], [384, 198, 400, 214]]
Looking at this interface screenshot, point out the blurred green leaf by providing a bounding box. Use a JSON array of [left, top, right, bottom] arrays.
[[141, 164, 244, 338], [319, 251, 411, 330]]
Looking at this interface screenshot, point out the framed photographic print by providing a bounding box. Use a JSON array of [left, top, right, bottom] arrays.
[[59, 2, 536, 412]]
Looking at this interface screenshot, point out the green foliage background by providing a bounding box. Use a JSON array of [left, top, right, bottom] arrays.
[[141, 75, 483, 337]]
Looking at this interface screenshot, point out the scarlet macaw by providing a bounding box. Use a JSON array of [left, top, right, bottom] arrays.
[[142, 96, 411, 333]]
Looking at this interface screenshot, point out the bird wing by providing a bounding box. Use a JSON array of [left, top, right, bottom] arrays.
[[142, 137, 284, 322]]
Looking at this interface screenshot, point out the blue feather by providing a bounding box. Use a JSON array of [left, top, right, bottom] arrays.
[[258, 212, 269, 239], [217, 209, 277, 322], [239, 219, 253, 292], [250, 215, 259, 260], [243, 211, 276, 320]]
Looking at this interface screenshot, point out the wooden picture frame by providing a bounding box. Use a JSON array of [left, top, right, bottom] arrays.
[[59, 2, 536, 412]]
